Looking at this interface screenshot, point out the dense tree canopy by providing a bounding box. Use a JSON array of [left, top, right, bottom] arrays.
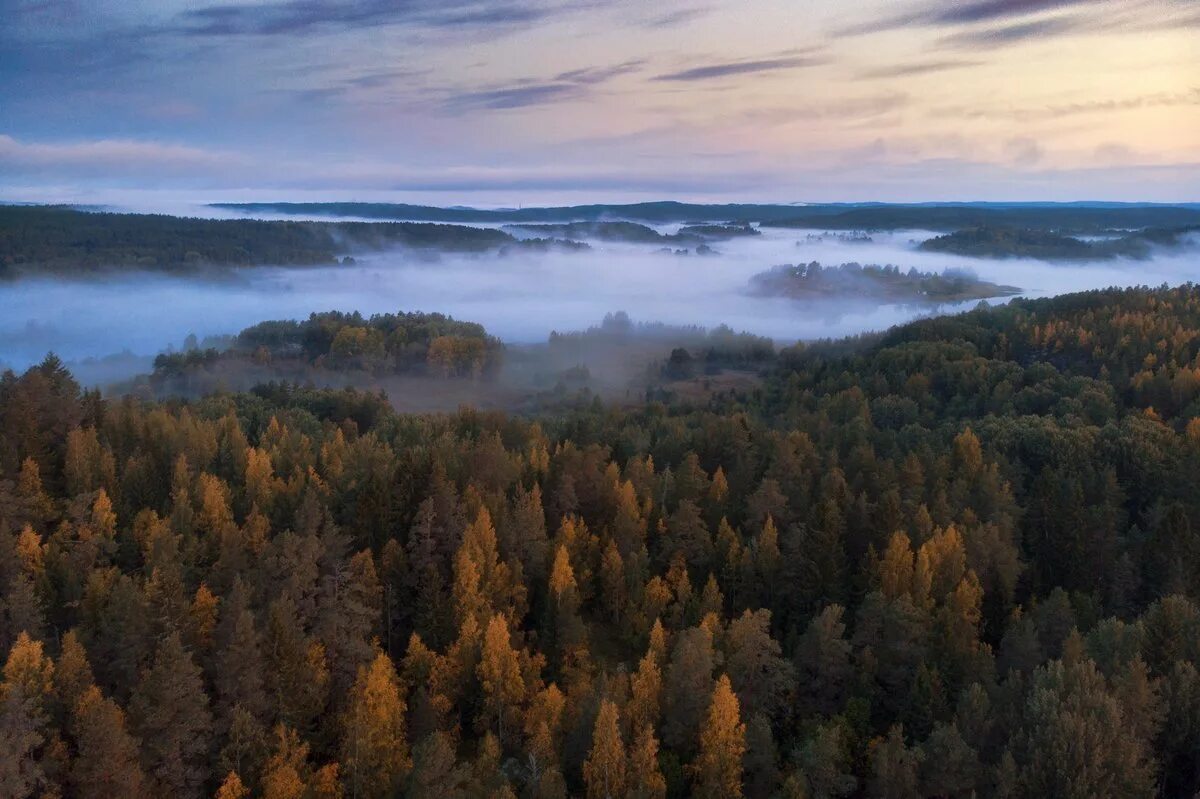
[[4, 284, 1200, 796], [0, 206, 540, 275]]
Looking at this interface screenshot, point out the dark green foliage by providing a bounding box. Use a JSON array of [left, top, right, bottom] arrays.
[[918, 224, 1199, 260], [213, 201, 1200, 231], [749, 261, 1020, 303], [0, 205, 516, 275], [5, 284, 1200, 796], [149, 310, 504, 392], [765, 204, 1200, 233]]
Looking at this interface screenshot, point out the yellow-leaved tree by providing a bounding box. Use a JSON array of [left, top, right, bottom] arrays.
[[689, 674, 746, 799], [341, 650, 410, 798]]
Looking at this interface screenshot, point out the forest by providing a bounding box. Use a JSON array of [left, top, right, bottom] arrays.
[[5, 284, 1200, 798], [763, 205, 1200, 234], [211, 201, 1200, 232], [747, 262, 1020, 304], [504, 223, 757, 246], [0, 207, 533, 275], [918, 225, 1200, 261], [152, 311, 503, 385]]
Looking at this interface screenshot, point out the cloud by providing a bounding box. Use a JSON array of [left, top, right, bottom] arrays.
[[937, 15, 1080, 47], [936, 87, 1200, 121], [554, 60, 645, 85], [176, 0, 573, 37], [743, 93, 909, 125], [438, 59, 644, 112], [344, 68, 429, 90], [833, 0, 1189, 48], [0, 134, 244, 175], [640, 6, 710, 28], [837, 0, 1103, 35], [1005, 136, 1043, 166], [0, 133, 780, 195], [854, 59, 984, 79], [653, 53, 827, 82], [441, 82, 585, 111], [5, 131, 1200, 204], [934, 0, 1102, 25], [276, 66, 432, 102]]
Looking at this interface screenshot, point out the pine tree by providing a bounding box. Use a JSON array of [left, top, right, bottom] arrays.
[[627, 650, 662, 737], [918, 722, 978, 798], [742, 713, 779, 799], [70, 685, 147, 798], [626, 724, 666, 799], [187, 582, 220, 654], [259, 725, 311, 799], [753, 515, 781, 604], [53, 628, 94, 723], [724, 609, 793, 723], [315, 547, 382, 699], [263, 596, 329, 736], [545, 544, 585, 664], [524, 683, 567, 787], [794, 605, 852, 718], [866, 725, 920, 799], [583, 699, 627, 799], [405, 499, 452, 647], [215, 771, 250, 799], [127, 632, 213, 799], [3, 631, 54, 707], [0, 681, 45, 799], [507, 482, 549, 583], [454, 508, 525, 629], [309, 762, 344, 799], [218, 706, 270, 791], [212, 590, 268, 735], [661, 499, 712, 572], [1011, 657, 1156, 797], [599, 540, 626, 625], [477, 614, 525, 746], [794, 723, 857, 799], [662, 625, 714, 755], [406, 731, 470, 798], [341, 650, 410, 799], [1, 573, 45, 651], [689, 674, 745, 799]]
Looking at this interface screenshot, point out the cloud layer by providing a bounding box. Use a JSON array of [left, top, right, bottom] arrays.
[[0, 0, 1196, 201]]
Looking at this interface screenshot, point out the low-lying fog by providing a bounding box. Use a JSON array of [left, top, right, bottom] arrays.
[[2, 214, 1198, 388]]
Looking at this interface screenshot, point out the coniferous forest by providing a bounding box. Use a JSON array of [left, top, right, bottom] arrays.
[[4, 284, 1200, 798]]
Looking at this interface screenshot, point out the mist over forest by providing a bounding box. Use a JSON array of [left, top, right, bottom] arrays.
[[6, 0, 1200, 794], [2, 203, 1198, 398], [6, 198, 1200, 799]]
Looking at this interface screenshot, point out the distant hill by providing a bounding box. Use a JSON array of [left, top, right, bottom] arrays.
[[505, 221, 670, 243], [749, 261, 1020, 304], [766, 205, 1200, 233], [919, 224, 1200, 260], [0, 205, 533, 275], [150, 309, 503, 393], [212, 200, 1200, 230], [503, 220, 758, 244], [212, 200, 823, 224]]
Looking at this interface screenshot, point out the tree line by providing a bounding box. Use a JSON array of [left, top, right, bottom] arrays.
[[0, 207, 521, 275]]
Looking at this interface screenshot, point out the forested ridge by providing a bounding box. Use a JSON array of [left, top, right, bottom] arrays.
[[210, 201, 1200, 231], [0, 207, 520, 275], [6, 286, 1200, 797], [747, 262, 1019, 303], [153, 312, 504, 385], [917, 225, 1200, 261]]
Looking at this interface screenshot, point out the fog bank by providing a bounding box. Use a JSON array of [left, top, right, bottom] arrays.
[[2, 221, 1198, 385]]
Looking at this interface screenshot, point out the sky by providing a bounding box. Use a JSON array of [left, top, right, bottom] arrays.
[[1, 0, 1198, 205]]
